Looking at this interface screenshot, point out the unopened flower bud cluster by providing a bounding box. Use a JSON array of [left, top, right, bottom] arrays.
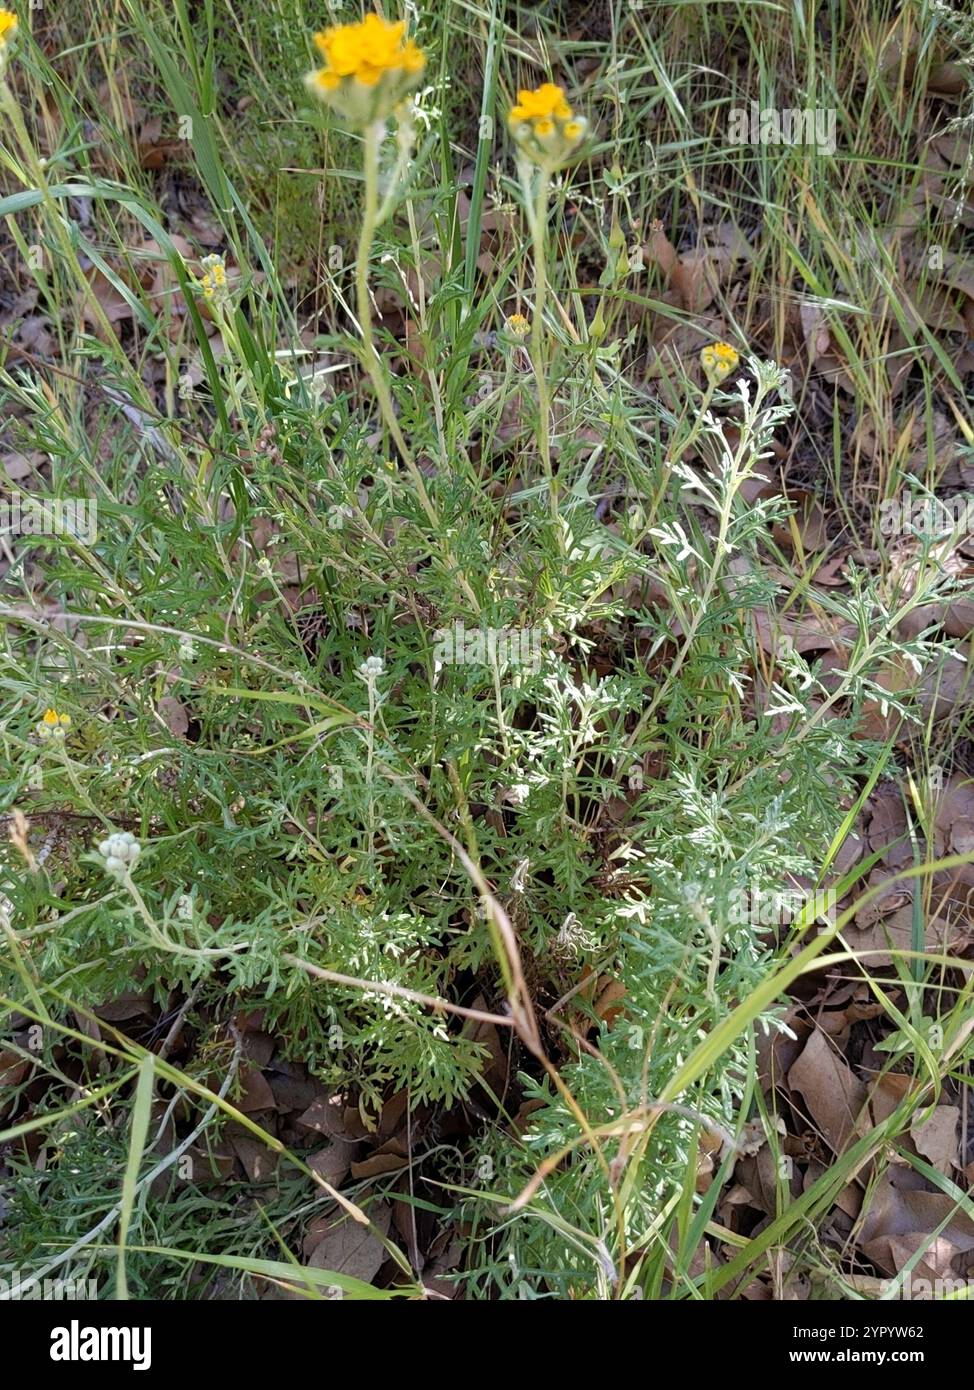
[[98, 831, 142, 878]]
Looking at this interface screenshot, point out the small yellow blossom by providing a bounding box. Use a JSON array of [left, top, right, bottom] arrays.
[[305, 13, 425, 127], [0, 8, 17, 72], [37, 708, 71, 741], [504, 313, 531, 339], [508, 82, 587, 167], [509, 83, 572, 124], [198, 254, 228, 306], [700, 341, 740, 384]]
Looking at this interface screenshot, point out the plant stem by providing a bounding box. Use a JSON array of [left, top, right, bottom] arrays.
[[354, 121, 480, 614], [526, 162, 562, 538]]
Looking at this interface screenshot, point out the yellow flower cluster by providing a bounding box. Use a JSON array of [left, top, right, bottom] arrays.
[[37, 708, 71, 741], [198, 254, 228, 305], [507, 83, 587, 167], [305, 13, 425, 127], [700, 341, 740, 384], [0, 8, 17, 73], [504, 312, 530, 339]]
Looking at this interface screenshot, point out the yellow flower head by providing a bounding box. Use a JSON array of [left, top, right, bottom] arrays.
[[509, 83, 572, 123], [305, 13, 425, 127], [0, 8, 17, 71], [37, 708, 71, 740], [700, 341, 740, 384], [507, 83, 587, 168], [198, 254, 229, 305], [504, 312, 531, 339]]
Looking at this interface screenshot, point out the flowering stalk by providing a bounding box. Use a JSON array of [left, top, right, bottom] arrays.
[[662, 343, 739, 488], [306, 13, 479, 613], [355, 126, 479, 613], [97, 831, 242, 960], [355, 121, 428, 501], [508, 85, 587, 536], [191, 253, 258, 449], [520, 160, 557, 526], [629, 353, 779, 748], [630, 342, 740, 553]]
